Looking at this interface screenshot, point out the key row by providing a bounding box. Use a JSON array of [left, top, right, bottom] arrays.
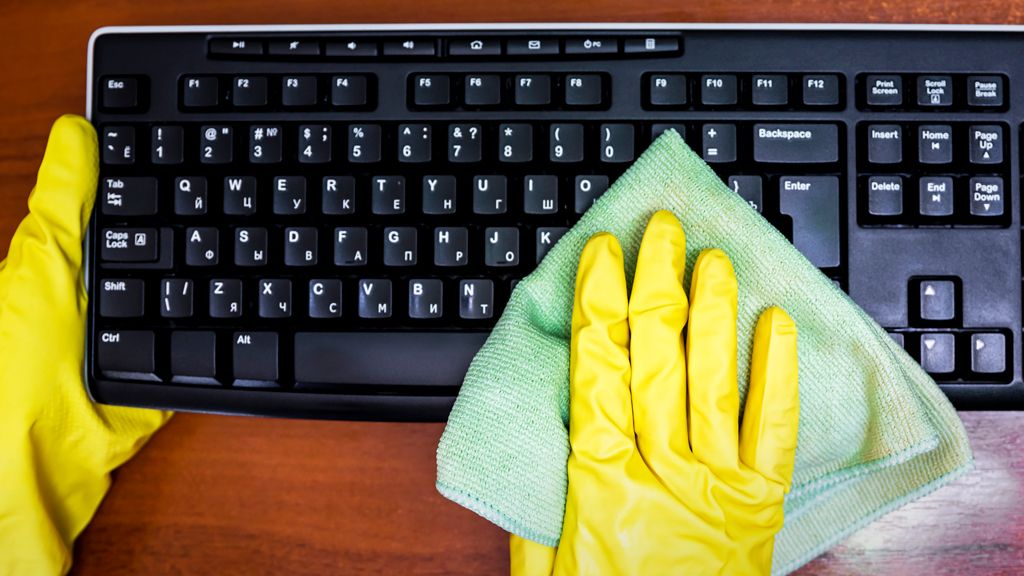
[[644, 73, 842, 109], [181, 74, 374, 109], [410, 73, 607, 109], [888, 331, 1010, 380], [861, 175, 1006, 220], [862, 123, 1005, 166], [861, 74, 1006, 109]]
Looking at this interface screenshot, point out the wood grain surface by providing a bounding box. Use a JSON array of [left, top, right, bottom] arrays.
[[0, 2, 1022, 574]]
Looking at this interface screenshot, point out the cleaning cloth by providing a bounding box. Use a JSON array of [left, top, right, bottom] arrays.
[[435, 130, 972, 574]]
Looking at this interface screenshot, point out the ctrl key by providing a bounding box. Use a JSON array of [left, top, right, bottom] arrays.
[[101, 228, 158, 262], [96, 330, 157, 380]]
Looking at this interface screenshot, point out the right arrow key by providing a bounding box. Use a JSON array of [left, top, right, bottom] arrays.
[[971, 333, 1007, 375]]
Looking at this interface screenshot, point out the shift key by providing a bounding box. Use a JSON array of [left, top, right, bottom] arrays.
[[754, 123, 839, 163], [101, 228, 158, 262], [780, 176, 841, 268]]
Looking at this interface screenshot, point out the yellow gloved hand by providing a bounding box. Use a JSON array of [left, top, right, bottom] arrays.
[[0, 115, 171, 575], [511, 210, 799, 575]]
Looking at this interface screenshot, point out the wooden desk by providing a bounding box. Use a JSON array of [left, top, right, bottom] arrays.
[[1, 2, 1021, 573]]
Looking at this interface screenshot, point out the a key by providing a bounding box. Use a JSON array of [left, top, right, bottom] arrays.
[[866, 75, 903, 107], [435, 227, 469, 266], [499, 124, 532, 163], [727, 176, 763, 213], [537, 227, 569, 263], [348, 124, 381, 162], [185, 227, 219, 266], [449, 124, 483, 163], [200, 125, 233, 164], [464, 74, 501, 106], [299, 124, 331, 163], [550, 124, 584, 163], [700, 74, 738, 106], [233, 332, 279, 382], [919, 333, 955, 375], [969, 177, 1004, 217], [565, 74, 603, 106], [372, 176, 405, 214], [600, 124, 634, 163], [331, 75, 368, 107], [752, 75, 788, 106], [160, 278, 194, 318], [273, 176, 306, 215], [648, 74, 687, 107], [174, 177, 207, 216], [484, 228, 519, 267], [97, 330, 156, 378], [867, 124, 903, 164], [323, 176, 356, 215], [258, 279, 292, 318], [102, 177, 157, 216], [358, 279, 392, 318], [102, 126, 134, 165], [917, 75, 953, 107], [423, 176, 457, 214], [334, 227, 368, 266], [514, 75, 551, 106], [210, 279, 243, 318], [866, 176, 904, 216], [409, 279, 444, 319], [232, 76, 267, 107], [919, 280, 956, 321], [99, 279, 144, 318], [971, 333, 1007, 374], [918, 125, 953, 164], [575, 175, 609, 214], [282, 76, 318, 107], [702, 124, 736, 163], [182, 76, 219, 108], [779, 176, 841, 268], [398, 124, 432, 163], [309, 279, 343, 318], [100, 228, 158, 262], [524, 175, 558, 214], [919, 177, 953, 217], [249, 125, 282, 163], [285, 227, 318, 266], [753, 123, 839, 163], [460, 279, 494, 319], [152, 126, 184, 164], [412, 75, 449, 106], [384, 227, 418, 266], [474, 176, 507, 214], [969, 125, 1003, 164], [235, 227, 268, 266], [223, 176, 257, 215], [170, 331, 217, 380]]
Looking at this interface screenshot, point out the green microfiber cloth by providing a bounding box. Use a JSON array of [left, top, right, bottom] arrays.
[[435, 130, 973, 574]]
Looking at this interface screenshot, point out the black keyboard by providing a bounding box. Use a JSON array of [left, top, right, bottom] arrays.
[[86, 24, 1023, 420]]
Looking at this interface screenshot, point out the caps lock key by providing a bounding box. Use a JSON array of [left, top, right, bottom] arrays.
[[101, 228, 159, 262]]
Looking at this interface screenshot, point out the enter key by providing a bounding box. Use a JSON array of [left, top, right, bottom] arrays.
[[779, 176, 841, 268]]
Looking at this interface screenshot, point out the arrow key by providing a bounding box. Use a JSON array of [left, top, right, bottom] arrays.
[[918, 279, 956, 322], [920, 333, 955, 375], [971, 333, 1007, 375]]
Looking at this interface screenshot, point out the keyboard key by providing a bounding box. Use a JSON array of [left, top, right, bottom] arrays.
[[550, 123, 584, 162], [647, 74, 687, 107], [185, 227, 219, 266], [700, 74, 737, 106], [384, 39, 435, 56], [865, 75, 903, 106], [99, 279, 144, 318], [565, 74, 603, 106], [918, 125, 952, 164], [460, 279, 495, 319], [309, 280, 342, 318], [971, 333, 1006, 374], [727, 176, 763, 213], [282, 76, 318, 107], [969, 177, 1004, 217], [232, 76, 267, 107], [866, 176, 904, 216], [464, 74, 501, 106], [170, 331, 217, 380], [753, 123, 839, 164], [268, 40, 319, 56], [273, 176, 307, 215], [802, 75, 840, 106], [223, 176, 257, 215], [423, 175, 457, 214], [967, 75, 1003, 107], [919, 280, 956, 321], [484, 227, 519, 267], [398, 124, 432, 163], [210, 279, 242, 318], [334, 227, 368, 266], [209, 38, 262, 56], [384, 227, 418, 266], [160, 279, 193, 318], [624, 36, 679, 54], [97, 330, 156, 378], [752, 75, 788, 106], [101, 77, 139, 110], [435, 227, 469, 266], [101, 177, 157, 216], [651, 123, 686, 143], [331, 75, 369, 107], [968, 125, 1002, 164], [537, 227, 569, 263], [499, 124, 533, 162], [348, 124, 381, 162], [413, 75, 450, 106], [325, 40, 379, 57], [867, 124, 902, 164], [524, 175, 558, 214], [258, 279, 292, 318], [102, 126, 134, 165], [919, 177, 953, 217], [600, 124, 634, 163], [920, 333, 955, 375], [100, 228, 158, 262], [233, 332, 279, 382], [917, 75, 952, 107], [474, 176, 507, 214], [702, 124, 736, 163], [449, 124, 483, 162], [565, 37, 618, 55], [323, 176, 356, 215], [450, 38, 500, 56], [507, 38, 559, 56], [249, 125, 282, 163], [372, 176, 405, 214], [359, 279, 392, 318], [574, 175, 609, 214], [200, 126, 233, 164], [183, 76, 219, 108], [779, 176, 841, 268], [409, 279, 443, 319], [235, 227, 268, 266], [152, 126, 184, 164], [284, 227, 318, 266], [174, 177, 207, 216], [298, 124, 331, 163]]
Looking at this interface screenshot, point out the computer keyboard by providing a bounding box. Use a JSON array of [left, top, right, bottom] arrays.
[[86, 24, 1022, 419]]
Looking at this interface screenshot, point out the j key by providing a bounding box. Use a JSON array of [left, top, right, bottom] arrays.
[[867, 125, 903, 164], [200, 126, 233, 164], [372, 176, 405, 214], [727, 176, 763, 213], [919, 177, 953, 217], [232, 76, 267, 107], [753, 124, 838, 163], [779, 176, 841, 268], [210, 279, 243, 318], [751, 75, 788, 106], [537, 227, 569, 263], [969, 125, 1002, 164], [97, 330, 155, 378], [323, 176, 356, 215], [309, 279, 343, 318], [99, 279, 144, 318], [285, 227, 318, 266], [918, 125, 953, 164], [331, 75, 368, 107], [413, 75, 450, 106], [259, 279, 292, 318], [565, 74, 603, 106], [223, 176, 257, 215], [185, 227, 219, 266], [919, 280, 956, 321], [920, 333, 955, 375], [866, 75, 903, 106], [160, 278, 194, 318], [102, 77, 139, 110], [101, 228, 158, 262], [969, 177, 1004, 217], [474, 176, 507, 214], [802, 75, 840, 106], [249, 125, 282, 163], [102, 126, 134, 164], [334, 228, 368, 266], [575, 175, 609, 214], [235, 227, 268, 266], [348, 124, 381, 162], [435, 227, 469, 266], [299, 124, 331, 163], [866, 176, 904, 216], [182, 76, 219, 108], [499, 124, 532, 163], [233, 332, 278, 382], [399, 124, 432, 163], [273, 176, 306, 215], [460, 279, 494, 319], [449, 124, 483, 163], [102, 177, 157, 216], [282, 76, 318, 107], [550, 123, 584, 162], [524, 175, 559, 214], [600, 124, 634, 163], [170, 331, 217, 380], [359, 279, 392, 318], [151, 126, 184, 164], [702, 124, 736, 163], [409, 279, 443, 319], [700, 74, 738, 106], [464, 74, 501, 106], [423, 176, 457, 214], [485, 227, 519, 267], [648, 74, 687, 106], [384, 227, 418, 266], [651, 124, 686, 143], [514, 75, 551, 106], [918, 75, 953, 107], [972, 333, 1007, 374], [967, 75, 1004, 108]]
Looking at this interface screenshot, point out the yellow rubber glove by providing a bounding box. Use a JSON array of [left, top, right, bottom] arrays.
[[511, 210, 799, 575], [0, 115, 171, 575]]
